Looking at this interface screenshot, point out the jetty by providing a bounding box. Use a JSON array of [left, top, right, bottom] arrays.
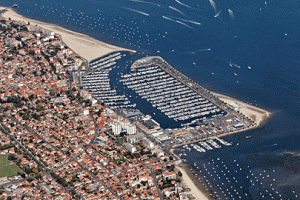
[[120, 56, 229, 125], [81, 52, 135, 109]]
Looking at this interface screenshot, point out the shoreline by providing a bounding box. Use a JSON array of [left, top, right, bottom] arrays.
[[1, 7, 272, 200], [0, 7, 136, 62], [171, 91, 272, 199], [176, 164, 210, 200], [210, 91, 272, 127], [171, 91, 272, 148]]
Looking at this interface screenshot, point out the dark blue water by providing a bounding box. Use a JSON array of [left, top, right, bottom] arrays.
[[2, 0, 300, 199]]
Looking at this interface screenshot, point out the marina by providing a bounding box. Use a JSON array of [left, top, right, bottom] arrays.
[[0, 0, 299, 199], [181, 138, 231, 153], [120, 56, 228, 126], [81, 52, 136, 109]]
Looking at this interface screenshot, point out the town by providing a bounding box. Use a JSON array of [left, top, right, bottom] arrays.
[[0, 18, 188, 200], [0, 16, 256, 200]]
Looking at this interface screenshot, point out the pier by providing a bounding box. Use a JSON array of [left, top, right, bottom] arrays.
[[130, 56, 233, 112], [81, 52, 135, 109], [120, 56, 227, 126]]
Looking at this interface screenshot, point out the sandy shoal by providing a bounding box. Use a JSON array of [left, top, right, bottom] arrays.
[[0, 7, 135, 62], [176, 165, 209, 200], [211, 91, 271, 126]]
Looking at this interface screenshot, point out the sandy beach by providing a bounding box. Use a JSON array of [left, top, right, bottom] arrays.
[[176, 164, 210, 200], [1, 7, 271, 200], [210, 92, 271, 127], [0, 7, 135, 62], [0, 6, 269, 125]]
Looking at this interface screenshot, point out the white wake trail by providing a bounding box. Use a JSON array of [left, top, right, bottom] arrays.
[[162, 16, 194, 30], [171, 16, 201, 25], [194, 48, 211, 52], [228, 9, 234, 19], [162, 16, 175, 22], [232, 62, 241, 68], [176, 20, 193, 30], [175, 0, 193, 9], [187, 20, 201, 25], [130, 0, 159, 6], [209, 0, 217, 13], [183, 48, 211, 54], [214, 11, 221, 18], [169, 6, 186, 17], [121, 6, 149, 16]]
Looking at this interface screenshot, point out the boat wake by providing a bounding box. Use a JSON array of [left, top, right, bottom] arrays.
[[162, 15, 176, 22], [120, 6, 149, 16], [176, 20, 193, 30], [130, 0, 159, 7], [169, 6, 187, 17], [214, 11, 221, 18], [175, 0, 193, 9], [267, 143, 278, 147], [259, 143, 278, 149], [171, 16, 201, 25], [195, 48, 211, 52], [183, 48, 211, 54], [162, 16, 194, 30], [228, 9, 235, 20], [188, 20, 201, 25], [209, 0, 217, 13], [232, 62, 241, 68]]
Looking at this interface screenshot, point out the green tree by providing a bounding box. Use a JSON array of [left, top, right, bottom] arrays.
[[36, 104, 43, 112], [32, 168, 39, 174], [178, 170, 182, 177], [37, 165, 43, 172], [36, 173, 42, 180], [8, 154, 16, 160], [50, 63, 56, 72]]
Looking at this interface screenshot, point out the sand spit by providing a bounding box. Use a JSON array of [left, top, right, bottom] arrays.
[[211, 92, 271, 127]]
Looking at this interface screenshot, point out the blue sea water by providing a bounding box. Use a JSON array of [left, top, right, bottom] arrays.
[[2, 0, 300, 199]]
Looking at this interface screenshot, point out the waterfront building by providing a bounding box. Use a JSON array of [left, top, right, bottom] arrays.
[[121, 120, 130, 130], [234, 123, 245, 128], [143, 118, 161, 130], [127, 124, 136, 135], [112, 122, 121, 135]]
